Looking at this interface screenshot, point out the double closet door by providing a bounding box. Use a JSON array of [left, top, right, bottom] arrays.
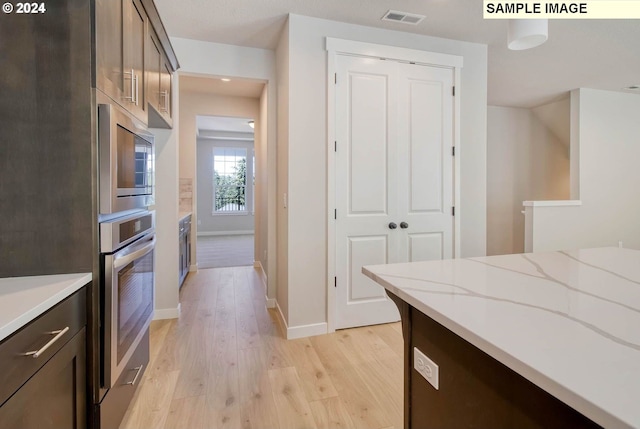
[[335, 54, 455, 329]]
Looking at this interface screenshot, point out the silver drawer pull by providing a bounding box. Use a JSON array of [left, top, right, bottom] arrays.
[[24, 326, 70, 358], [125, 365, 144, 386]]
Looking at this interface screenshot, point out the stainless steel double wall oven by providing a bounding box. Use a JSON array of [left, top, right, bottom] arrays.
[[97, 92, 155, 425]]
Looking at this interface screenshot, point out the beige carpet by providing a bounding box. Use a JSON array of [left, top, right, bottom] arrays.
[[197, 234, 254, 269]]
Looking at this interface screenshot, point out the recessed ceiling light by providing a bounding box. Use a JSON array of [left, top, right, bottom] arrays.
[[221, 78, 231, 82], [623, 85, 640, 91]]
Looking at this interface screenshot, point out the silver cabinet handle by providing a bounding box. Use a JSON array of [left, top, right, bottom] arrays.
[[134, 74, 139, 106], [160, 90, 168, 113], [23, 326, 70, 358], [124, 68, 135, 103], [125, 365, 144, 386]]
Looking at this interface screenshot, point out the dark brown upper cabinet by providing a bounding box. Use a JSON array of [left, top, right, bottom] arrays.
[[122, 0, 148, 122], [97, 0, 179, 126], [147, 28, 173, 128]]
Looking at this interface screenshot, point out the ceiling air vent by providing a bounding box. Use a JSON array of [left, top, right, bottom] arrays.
[[381, 10, 426, 25]]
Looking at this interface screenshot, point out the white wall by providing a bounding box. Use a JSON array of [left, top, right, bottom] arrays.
[[151, 76, 180, 319], [196, 138, 255, 234], [278, 14, 488, 330], [179, 90, 259, 241], [276, 20, 290, 321], [487, 102, 569, 255], [527, 89, 640, 252], [487, 107, 530, 256], [172, 37, 277, 302], [256, 86, 269, 279]]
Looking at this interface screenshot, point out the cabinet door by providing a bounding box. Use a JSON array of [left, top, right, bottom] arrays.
[[160, 57, 173, 121], [95, 0, 124, 102], [123, 0, 147, 122], [0, 329, 86, 429], [146, 30, 161, 116]]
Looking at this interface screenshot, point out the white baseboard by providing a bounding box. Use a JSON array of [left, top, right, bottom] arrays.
[[153, 304, 181, 320], [253, 261, 274, 308], [254, 260, 267, 283], [189, 263, 198, 272], [275, 301, 327, 339], [287, 322, 328, 339], [197, 230, 254, 237]]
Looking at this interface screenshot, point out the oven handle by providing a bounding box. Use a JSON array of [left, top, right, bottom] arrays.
[[113, 235, 156, 270]]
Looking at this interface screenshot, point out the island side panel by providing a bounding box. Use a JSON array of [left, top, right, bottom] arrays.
[[408, 308, 602, 429], [387, 291, 412, 429]]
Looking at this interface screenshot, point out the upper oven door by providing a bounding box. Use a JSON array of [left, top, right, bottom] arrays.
[[99, 100, 155, 214]]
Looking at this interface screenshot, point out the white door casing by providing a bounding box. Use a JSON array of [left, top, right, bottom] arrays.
[[334, 53, 456, 330]]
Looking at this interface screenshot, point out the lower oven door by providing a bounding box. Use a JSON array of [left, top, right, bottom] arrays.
[[103, 233, 155, 388]]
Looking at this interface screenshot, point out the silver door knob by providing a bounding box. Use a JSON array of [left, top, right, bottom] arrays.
[[388, 222, 397, 229], [400, 222, 409, 229]]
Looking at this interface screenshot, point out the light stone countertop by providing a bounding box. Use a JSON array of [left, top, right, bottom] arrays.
[[179, 211, 192, 223], [363, 247, 640, 429], [0, 273, 91, 342]]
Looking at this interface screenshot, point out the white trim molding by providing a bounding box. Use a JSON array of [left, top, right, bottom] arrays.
[[153, 304, 181, 320], [523, 200, 583, 207], [189, 263, 198, 272], [253, 261, 274, 308], [275, 301, 327, 339], [326, 37, 464, 68]]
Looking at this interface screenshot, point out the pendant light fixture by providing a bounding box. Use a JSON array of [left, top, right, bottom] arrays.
[[508, 19, 548, 50]]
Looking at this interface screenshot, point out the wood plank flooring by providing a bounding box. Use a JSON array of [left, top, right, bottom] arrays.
[[119, 266, 403, 429]]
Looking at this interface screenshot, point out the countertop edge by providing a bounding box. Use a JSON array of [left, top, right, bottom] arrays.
[[178, 211, 192, 222], [0, 273, 92, 343], [361, 266, 632, 429]]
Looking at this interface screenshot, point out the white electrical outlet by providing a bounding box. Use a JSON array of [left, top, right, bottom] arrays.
[[414, 347, 439, 390]]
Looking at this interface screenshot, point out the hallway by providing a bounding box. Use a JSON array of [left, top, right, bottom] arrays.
[[196, 235, 255, 269], [119, 266, 404, 429]]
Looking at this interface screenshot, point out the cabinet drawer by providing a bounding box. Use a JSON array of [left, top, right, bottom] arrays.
[[0, 287, 86, 407], [0, 328, 86, 429], [99, 328, 149, 429]]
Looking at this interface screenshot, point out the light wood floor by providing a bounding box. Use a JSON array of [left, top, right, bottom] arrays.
[[120, 266, 404, 429]]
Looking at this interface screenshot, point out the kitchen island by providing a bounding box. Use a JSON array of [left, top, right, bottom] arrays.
[[363, 247, 640, 429]]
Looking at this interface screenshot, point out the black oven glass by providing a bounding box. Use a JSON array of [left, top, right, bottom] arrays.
[[117, 249, 154, 364], [117, 125, 153, 191]]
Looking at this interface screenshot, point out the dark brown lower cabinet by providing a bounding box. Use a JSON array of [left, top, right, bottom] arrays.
[[0, 328, 86, 429], [388, 292, 602, 429]]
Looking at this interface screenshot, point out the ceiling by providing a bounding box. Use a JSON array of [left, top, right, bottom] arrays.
[[196, 115, 256, 138], [155, 0, 640, 108], [180, 75, 265, 98]]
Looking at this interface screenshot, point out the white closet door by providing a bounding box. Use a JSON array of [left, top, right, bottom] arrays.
[[335, 55, 454, 329], [396, 63, 454, 264]]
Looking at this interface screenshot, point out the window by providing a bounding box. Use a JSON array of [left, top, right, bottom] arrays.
[[213, 147, 247, 213]]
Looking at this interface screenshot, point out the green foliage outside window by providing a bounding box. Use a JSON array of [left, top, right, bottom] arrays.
[[215, 157, 246, 211]]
